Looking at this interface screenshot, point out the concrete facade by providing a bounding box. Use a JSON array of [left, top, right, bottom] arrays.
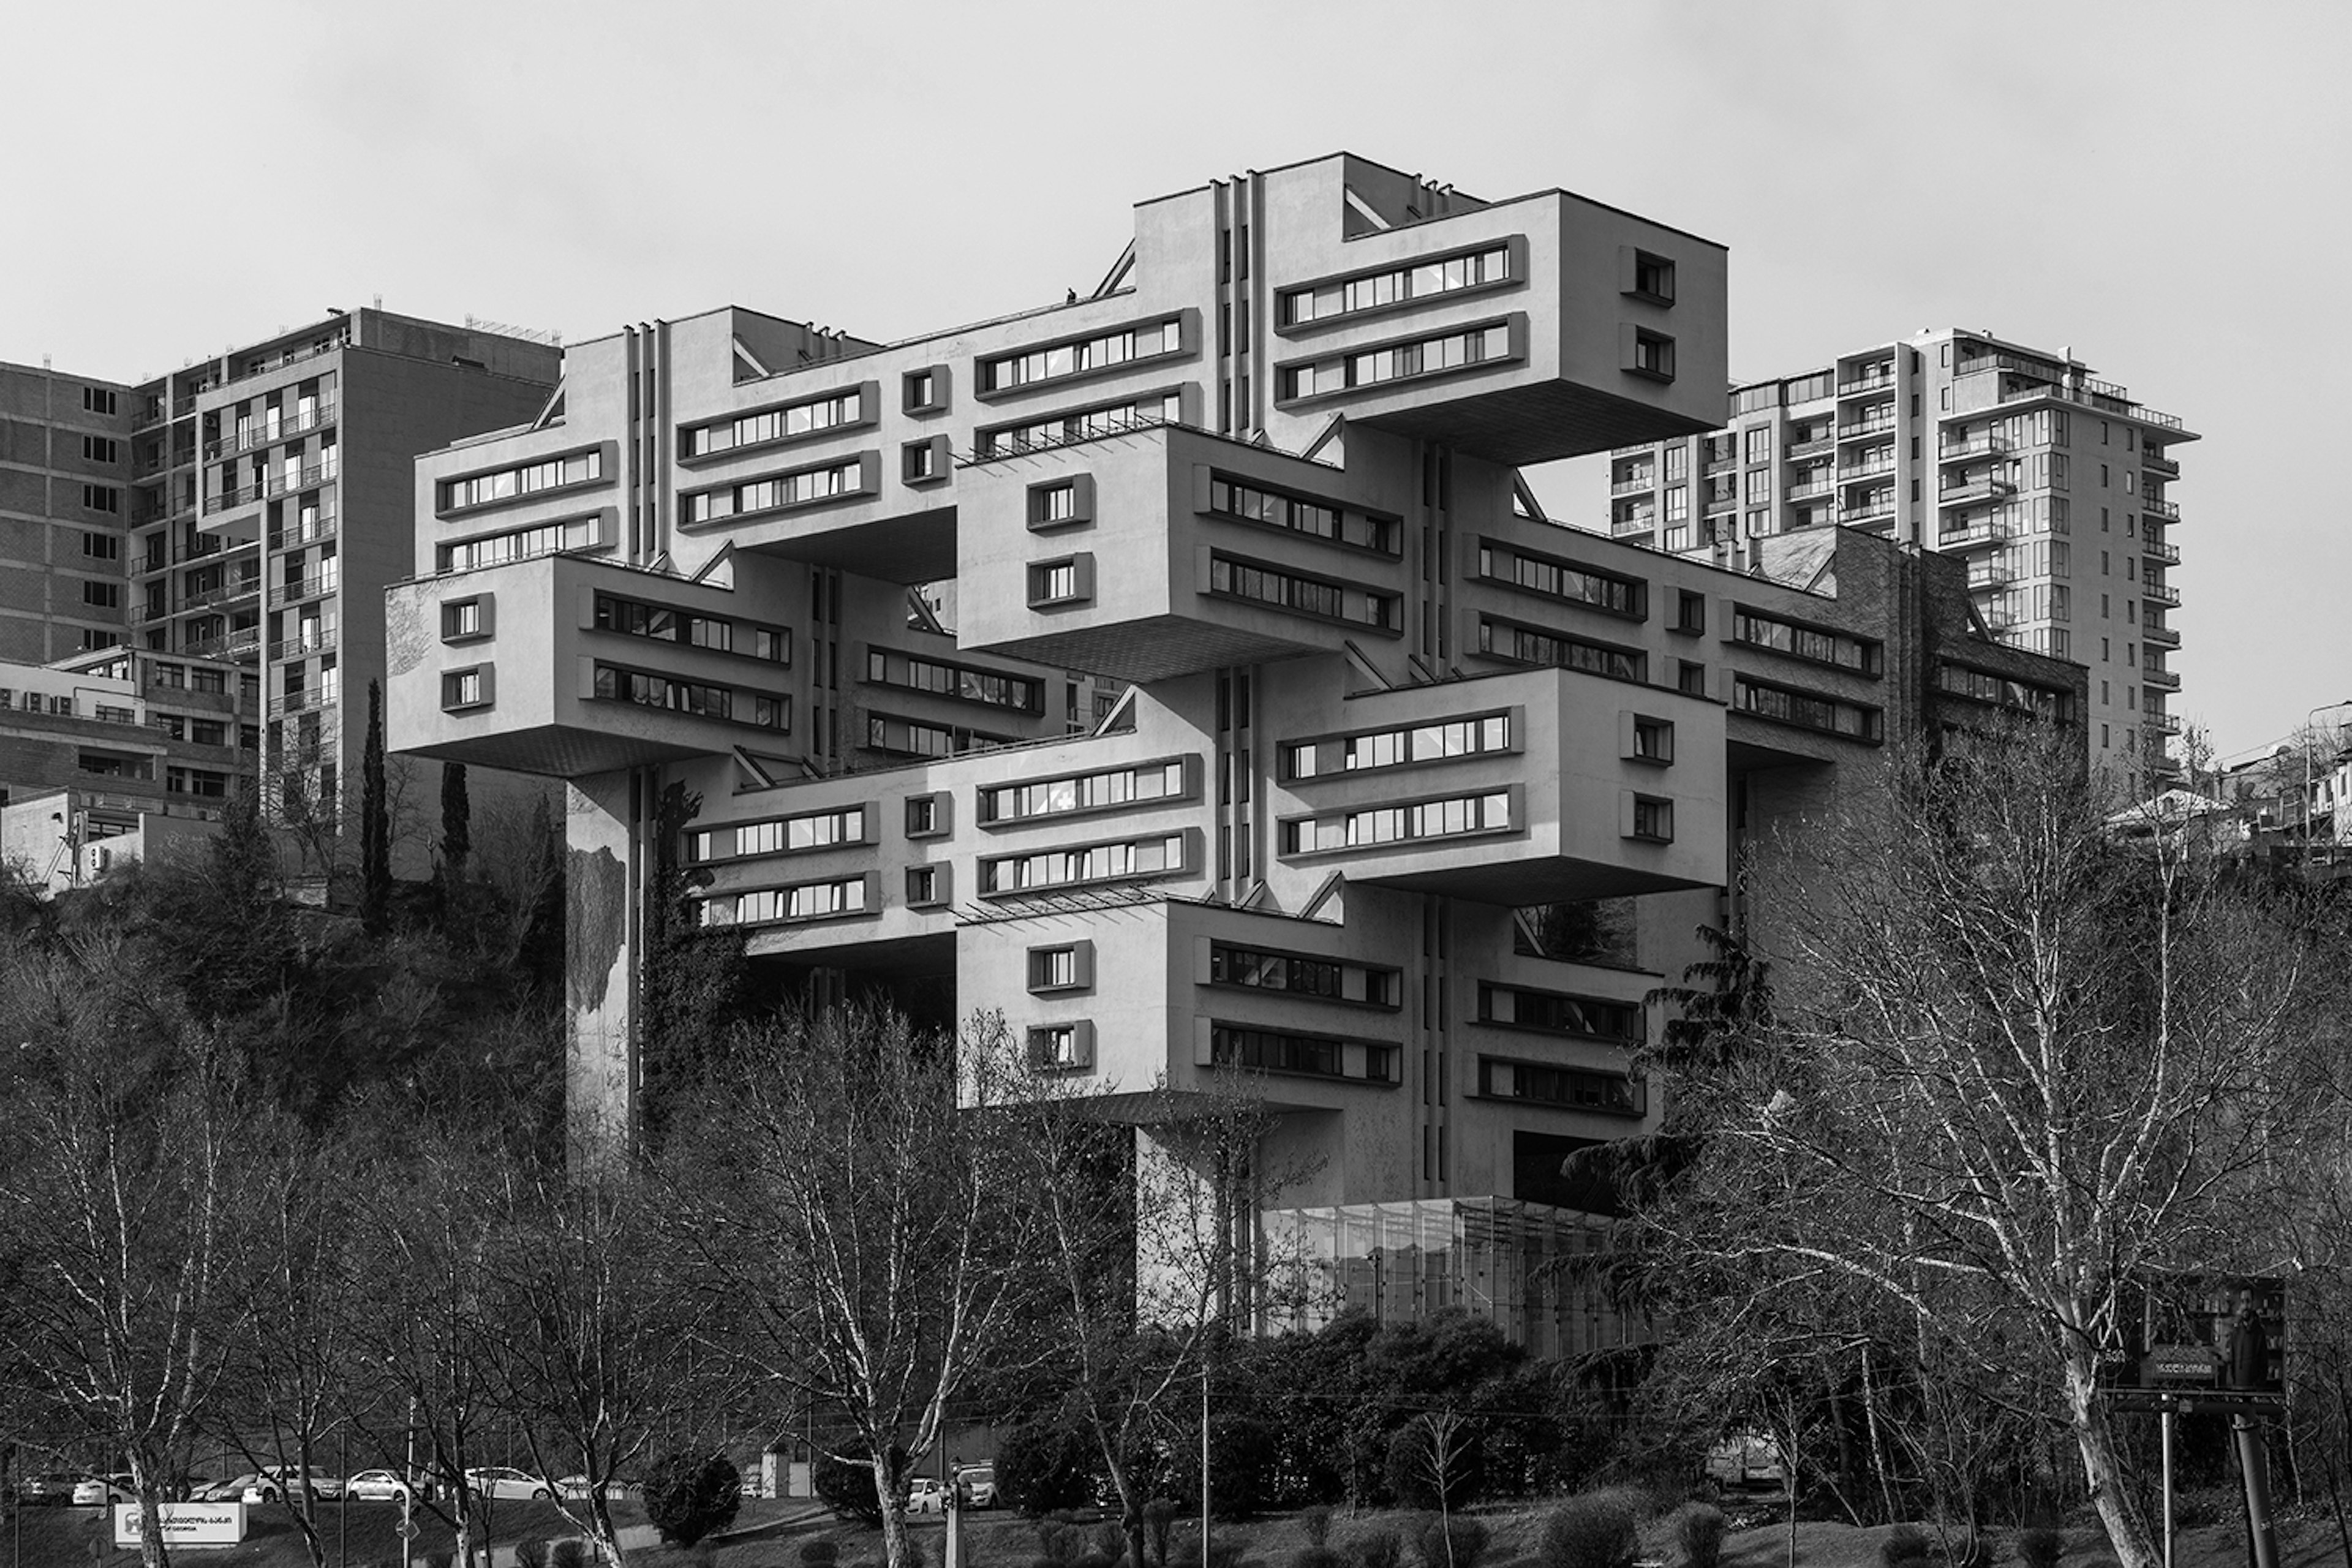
[[1606, 330, 2189, 798], [385, 154, 2086, 1344]]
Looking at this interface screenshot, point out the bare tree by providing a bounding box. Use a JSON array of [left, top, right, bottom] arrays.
[[679, 1003, 1037, 1568], [1643, 727, 2333, 1568], [469, 791, 562, 967], [0, 937, 252, 1568]]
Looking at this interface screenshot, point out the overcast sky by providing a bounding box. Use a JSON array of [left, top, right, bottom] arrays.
[[12, 0, 2343, 763]]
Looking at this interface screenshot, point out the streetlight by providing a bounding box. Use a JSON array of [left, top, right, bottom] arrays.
[[2303, 699, 2352, 845]]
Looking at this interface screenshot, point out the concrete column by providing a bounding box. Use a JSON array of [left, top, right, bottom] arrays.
[[565, 769, 642, 1168]]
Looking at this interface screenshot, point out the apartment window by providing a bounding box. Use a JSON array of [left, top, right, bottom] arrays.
[[1210, 1024, 1395, 1085], [681, 458, 865, 522], [901, 439, 944, 484], [1208, 943, 1401, 1008], [904, 793, 949, 838], [979, 833, 1187, 894], [82, 530, 119, 560], [1210, 552, 1398, 630], [1282, 244, 1514, 326], [978, 390, 1183, 458], [905, 864, 950, 908], [1626, 250, 1675, 304], [1027, 941, 1095, 993], [690, 805, 864, 863], [680, 388, 865, 457], [441, 597, 491, 641], [1278, 320, 1517, 402], [83, 435, 119, 463], [1733, 676, 1883, 742], [1477, 541, 1645, 617], [437, 515, 602, 573], [867, 649, 1043, 713], [1732, 609, 1882, 675], [1628, 795, 1673, 843], [698, 875, 870, 927], [867, 714, 1016, 758], [83, 387, 118, 415], [1479, 617, 1645, 682], [440, 666, 491, 711], [1281, 790, 1513, 855], [1675, 591, 1705, 635], [589, 662, 742, 722], [1477, 1057, 1645, 1116], [1027, 555, 1092, 607], [1629, 715, 1673, 764], [980, 317, 1184, 393], [1283, 713, 1511, 781], [1026, 1022, 1096, 1073], [1479, 982, 1645, 1042], [1208, 475, 1395, 553], [82, 484, 119, 514], [1028, 475, 1093, 529], [440, 449, 603, 511], [979, 758, 1188, 823], [1627, 329, 1675, 382], [82, 581, 121, 608]]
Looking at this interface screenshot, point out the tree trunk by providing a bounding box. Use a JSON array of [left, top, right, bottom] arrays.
[[129, 1452, 170, 1568], [872, 1453, 911, 1568], [2064, 1345, 2160, 1568]]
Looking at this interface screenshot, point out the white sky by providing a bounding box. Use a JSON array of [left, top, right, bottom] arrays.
[[12, 0, 2345, 761]]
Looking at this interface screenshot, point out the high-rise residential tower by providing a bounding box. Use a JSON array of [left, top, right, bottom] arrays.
[[1605, 330, 2189, 796]]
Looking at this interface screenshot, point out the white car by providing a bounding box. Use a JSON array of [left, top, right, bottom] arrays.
[[73, 1475, 134, 1506], [955, 1465, 997, 1509], [244, 1466, 346, 1504], [464, 1467, 552, 1502], [908, 1477, 948, 1516], [556, 1475, 640, 1503], [345, 1470, 415, 1502]]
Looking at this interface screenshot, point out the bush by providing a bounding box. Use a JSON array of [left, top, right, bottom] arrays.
[[1301, 1509, 1334, 1549], [515, 1541, 552, 1568], [812, 1448, 900, 1528], [1000, 1420, 1101, 1518], [1672, 1504, 1725, 1568], [1385, 1426, 1485, 1513], [1537, 1493, 1640, 1568], [549, 1544, 588, 1568], [1945, 1532, 1987, 1568], [642, 1450, 743, 1548], [1295, 1550, 1349, 1568], [1351, 1528, 1403, 1568], [1417, 1520, 1488, 1568], [801, 1544, 842, 1567], [1879, 1526, 1931, 1568]]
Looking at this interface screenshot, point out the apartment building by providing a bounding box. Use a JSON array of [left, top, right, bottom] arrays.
[[1605, 330, 2189, 797], [0, 361, 137, 664], [385, 154, 2082, 1352]]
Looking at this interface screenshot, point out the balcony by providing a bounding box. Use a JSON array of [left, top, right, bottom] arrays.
[[1838, 459, 1894, 481], [268, 575, 340, 608], [2144, 453, 2181, 480], [1609, 475, 1657, 497], [185, 630, 263, 660], [1965, 560, 2012, 591], [1938, 434, 2010, 462], [2144, 622, 2181, 649], [1837, 500, 1896, 528], [200, 399, 339, 460], [180, 581, 261, 612], [1937, 519, 2010, 552], [1836, 369, 1896, 399], [266, 689, 337, 720], [135, 554, 170, 578], [1702, 492, 1738, 515], [2141, 496, 2180, 522], [1785, 478, 1834, 503], [1937, 476, 2016, 508], [2144, 538, 2180, 567], [175, 534, 255, 565], [270, 514, 341, 550], [223, 334, 349, 388], [2141, 581, 2180, 609], [270, 628, 338, 661], [1610, 518, 1656, 539], [1702, 455, 1738, 476], [1784, 434, 1834, 460], [2147, 713, 2182, 737], [1836, 418, 1895, 444], [2144, 667, 2181, 692]]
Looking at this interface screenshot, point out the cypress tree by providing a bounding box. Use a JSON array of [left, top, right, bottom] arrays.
[[361, 678, 390, 932], [440, 761, 471, 878]]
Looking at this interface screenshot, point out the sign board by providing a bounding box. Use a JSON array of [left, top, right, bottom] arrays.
[[2097, 1272, 2287, 1396], [114, 1503, 249, 1548]]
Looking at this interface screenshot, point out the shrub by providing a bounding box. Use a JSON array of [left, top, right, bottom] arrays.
[[801, 1543, 842, 1567], [1944, 1532, 1987, 1568], [2003, 1532, 2060, 1568], [1302, 1509, 1335, 1549], [642, 1450, 744, 1547], [1385, 1426, 1485, 1513], [1295, 1550, 1349, 1568], [515, 1541, 552, 1568], [1146, 1503, 1180, 1568], [1418, 1520, 1488, 1568], [812, 1448, 900, 1528], [1351, 1528, 1403, 1568], [1537, 1493, 1640, 1568], [1672, 1504, 1726, 1568], [1000, 1421, 1100, 1518], [1072, 1547, 1116, 1568], [549, 1543, 588, 1568], [1879, 1526, 1931, 1568]]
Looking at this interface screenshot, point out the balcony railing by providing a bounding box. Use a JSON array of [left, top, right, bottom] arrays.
[[1966, 562, 2012, 590], [225, 334, 349, 387], [2144, 623, 2181, 648], [270, 628, 339, 662], [1937, 520, 2010, 551], [1610, 476, 1657, 497], [2148, 713, 2182, 737], [2144, 667, 2182, 692], [270, 514, 341, 549], [1836, 368, 1896, 398], [174, 534, 256, 565], [2144, 538, 2180, 567], [1784, 434, 1834, 460], [1702, 492, 1738, 514], [2141, 496, 2180, 522], [202, 399, 339, 459], [183, 629, 263, 660], [206, 462, 338, 514], [1838, 459, 1895, 481], [1703, 455, 1738, 475], [1838, 418, 1896, 443], [1838, 500, 1896, 527], [2142, 581, 2181, 608], [2143, 453, 2181, 479], [265, 690, 337, 719], [179, 581, 262, 612], [1786, 479, 1834, 503], [1609, 518, 1655, 538], [1939, 434, 2010, 462]]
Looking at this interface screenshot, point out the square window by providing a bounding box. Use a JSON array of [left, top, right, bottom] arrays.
[[440, 666, 491, 711], [905, 865, 949, 907], [1674, 592, 1705, 635], [441, 598, 489, 641], [1025, 1021, 1095, 1072], [1627, 329, 1675, 382], [1028, 555, 1091, 607], [1630, 716, 1674, 764], [1027, 941, 1094, 993], [905, 793, 948, 838], [1629, 251, 1675, 304], [1027, 473, 1095, 530], [1676, 661, 1706, 698], [1629, 795, 1673, 843], [902, 367, 947, 413], [901, 439, 941, 484], [83, 387, 117, 415]]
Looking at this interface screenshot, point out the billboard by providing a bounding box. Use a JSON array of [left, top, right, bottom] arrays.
[[113, 1502, 249, 1548], [2096, 1272, 2285, 1398]]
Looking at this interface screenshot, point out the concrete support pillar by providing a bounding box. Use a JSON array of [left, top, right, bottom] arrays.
[[565, 769, 645, 1169]]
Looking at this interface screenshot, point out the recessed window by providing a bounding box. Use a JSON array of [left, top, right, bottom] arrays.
[[903, 367, 948, 413], [441, 597, 491, 642], [905, 865, 950, 908], [441, 666, 492, 711], [905, 793, 948, 838], [83, 387, 118, 415], [1627, 329, 1676, 383], [902, 439, 946, 485], [81, 580, 121, 608], [1626, 250, 1675, 304], [1628, 795, 1673, 843], [83, 435, 119, 463], [1627, 715, 1673, 764], [1027, 941, 1095, 994], [82, 531, 120, 560], [1027, 475, 1095, 530], [1025, 1022, 1096, 1073], [1028, 556, 1091, 608], [82, 484, 120, 514], [1675, 591, 1705, 635]]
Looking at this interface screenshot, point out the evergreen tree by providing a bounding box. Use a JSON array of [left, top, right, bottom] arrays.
[[440, 762, 471, 878], [361, 679, 390, 932]]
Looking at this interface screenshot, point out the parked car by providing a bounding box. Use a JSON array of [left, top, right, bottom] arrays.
[[954, 1464, 997, 1509], [554, 1475, 640, 1503], [243, 1466, 347, 1505], [18, 1474, 83, 1508], [345, 1470, 417, 1503], [908, 1477, 948, 1516], [202, 1474, 262, 1503], [73, 1475, 135, 1506], [1703, 1432, 1787, 1490], [462, 1467, 552, 1502]]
